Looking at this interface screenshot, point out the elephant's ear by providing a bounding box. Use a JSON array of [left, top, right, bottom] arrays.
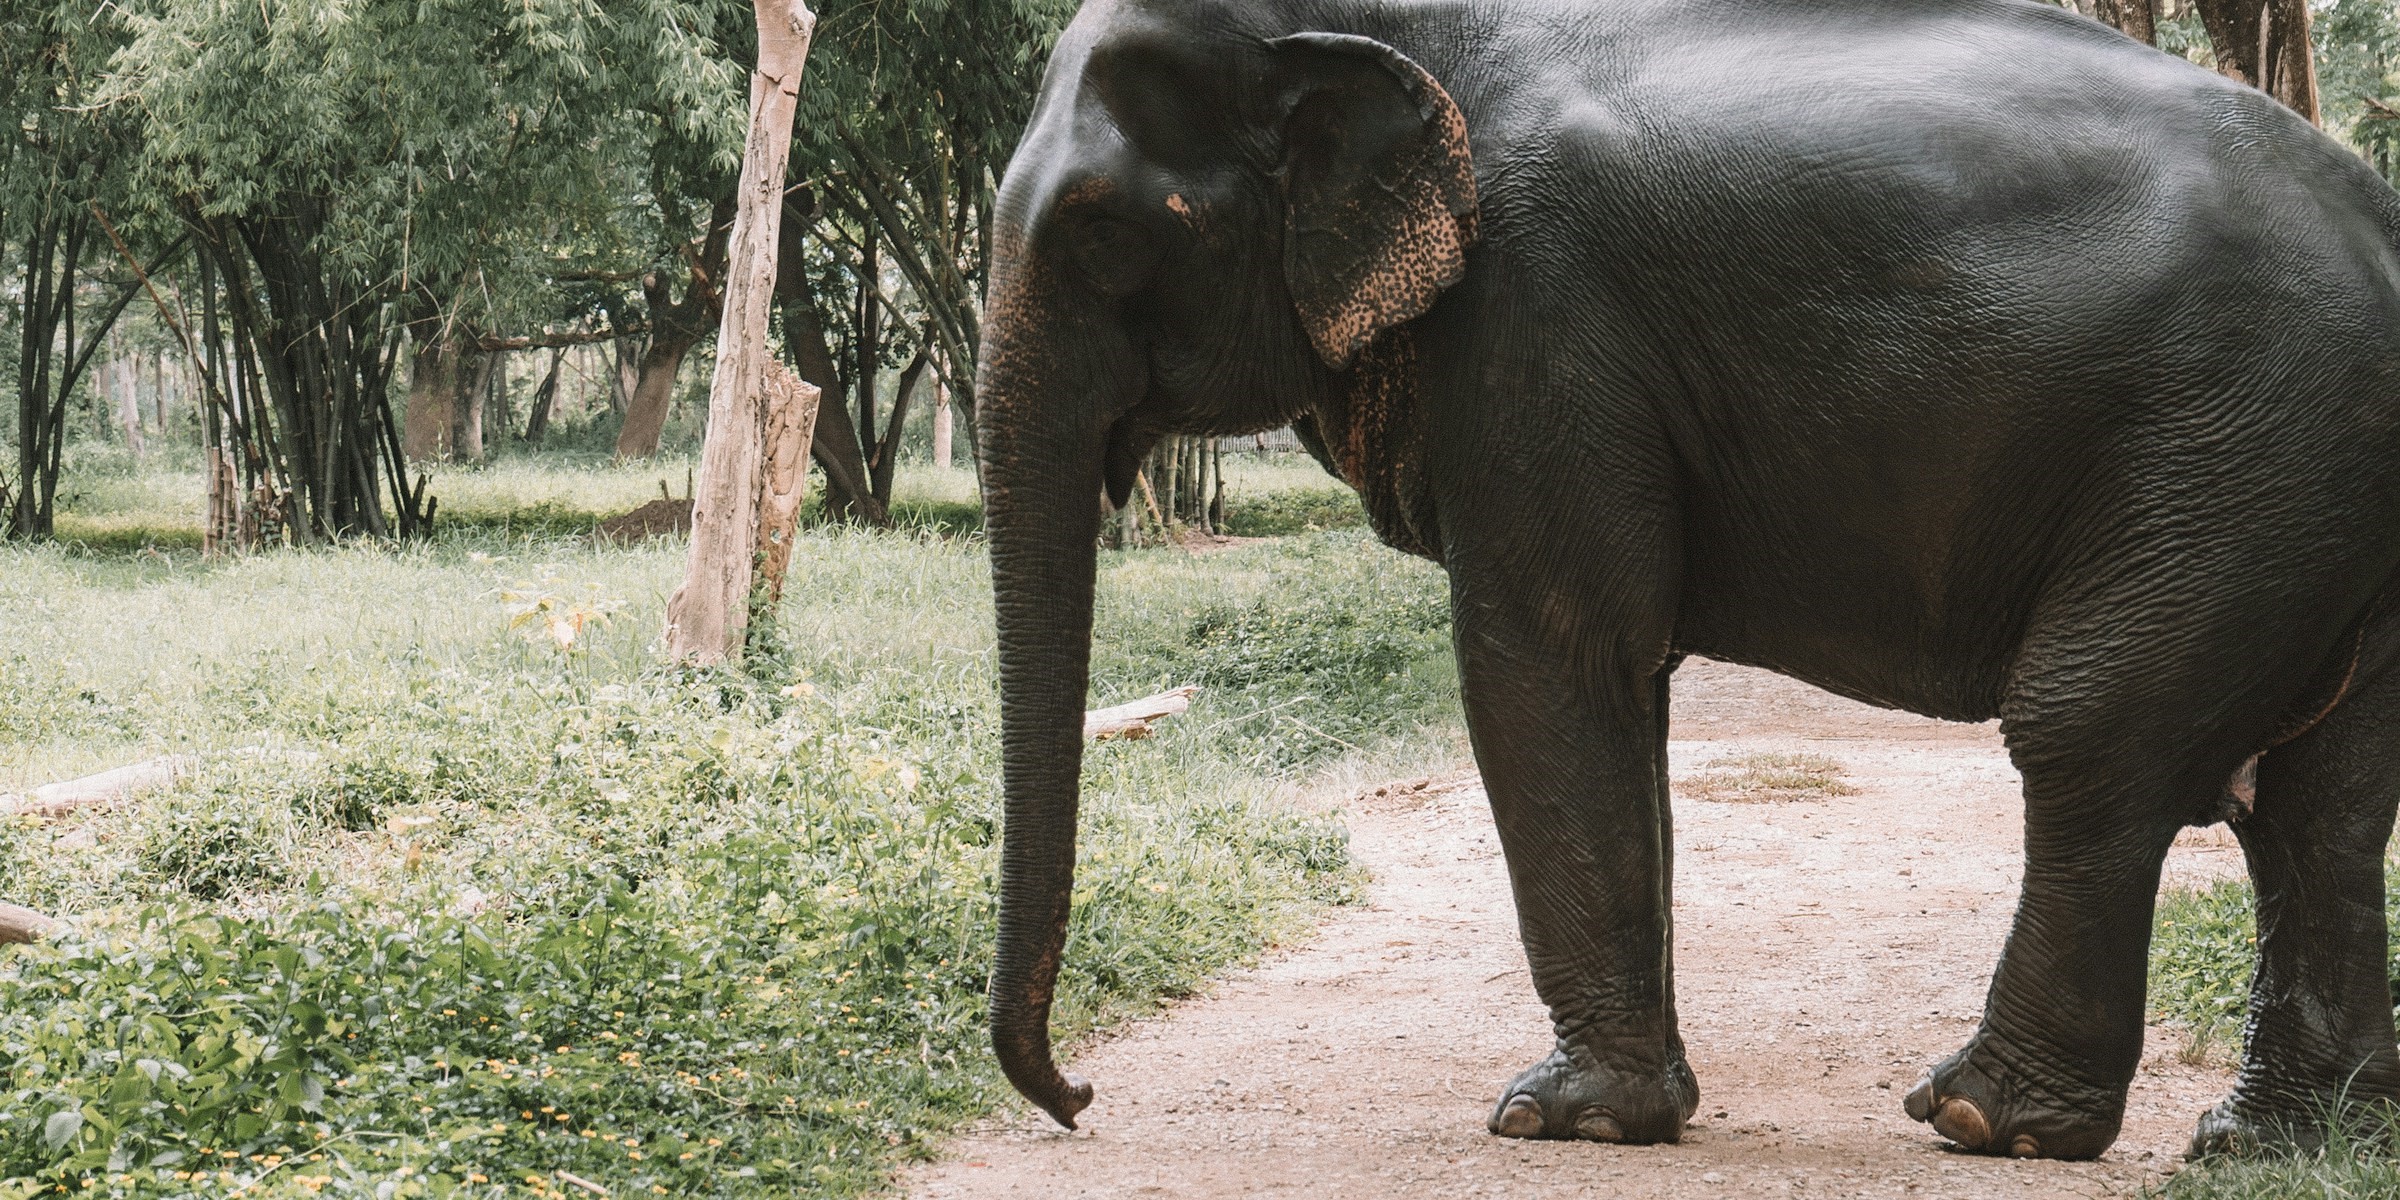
[[1270, 33, 1478, 371]]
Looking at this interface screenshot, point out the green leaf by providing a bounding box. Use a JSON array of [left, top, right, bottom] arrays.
[[42, 1109, 83, 1152]]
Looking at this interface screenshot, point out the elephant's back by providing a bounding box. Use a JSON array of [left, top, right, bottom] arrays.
[[1443, 0, 2400, 720]]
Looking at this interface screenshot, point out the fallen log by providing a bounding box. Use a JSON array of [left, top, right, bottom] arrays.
[[1084, 686, 1200, 742], [0, 755, 194, 819], [0, 903, 60, 946]]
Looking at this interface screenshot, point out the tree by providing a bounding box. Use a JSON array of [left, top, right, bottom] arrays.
[[666, 0, 819, 665], [2194, 0, 2320, 121], [0, 0, 164, 539], [105, 0, 749, 536]]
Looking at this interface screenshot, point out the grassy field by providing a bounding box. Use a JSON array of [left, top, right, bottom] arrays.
[[0, 458, 1446, 1199], [43, 447, 1364, 550]]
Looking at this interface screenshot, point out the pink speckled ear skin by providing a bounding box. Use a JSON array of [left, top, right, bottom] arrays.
[[1273, 33, 1480, 373]]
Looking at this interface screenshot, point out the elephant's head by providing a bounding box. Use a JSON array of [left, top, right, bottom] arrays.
[[973, 0, 1476, 1128]]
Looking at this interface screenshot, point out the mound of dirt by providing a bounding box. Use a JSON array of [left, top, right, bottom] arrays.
[[596, 498, 693, 543]]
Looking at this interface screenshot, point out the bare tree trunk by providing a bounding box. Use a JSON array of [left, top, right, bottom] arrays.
[[2094, 0, 2159, 44], [403, 334, 453, 461], [2194, 0, 2319, 123], [664, 0, 816, 665]]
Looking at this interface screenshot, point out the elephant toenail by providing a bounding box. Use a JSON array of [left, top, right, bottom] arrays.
[[1929, 1097, 1992, 1150], [1574, 1109, 1624, 1142], [1902, 1077, 1936, 1122], [1492, 1094, 1544, 1138], [2010, 1134, 2041, 1158]]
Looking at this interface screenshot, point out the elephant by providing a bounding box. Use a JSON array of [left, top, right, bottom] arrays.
[[972, 0, 2400, 1162]]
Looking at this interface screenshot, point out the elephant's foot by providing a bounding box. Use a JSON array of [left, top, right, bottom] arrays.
[[1903, 1039, 2121, 1161], [2189, 1088, 2400, 1158], [1488, 1043, 1698, 1145]]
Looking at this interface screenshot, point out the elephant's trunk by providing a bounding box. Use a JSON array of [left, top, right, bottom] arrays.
[[975, 290, 1117, 1129]]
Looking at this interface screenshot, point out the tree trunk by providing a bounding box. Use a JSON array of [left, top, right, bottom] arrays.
[[0, 903, 58, 946], [775, 266, 887, 523], [663, 0, 816, 665], [404, 333, 453, 461], [615, 334, 698, 458], [524, 347, 564, 444], [452, 346, 493, 462], [856, 239, 880, 464], [870, 347, 930, 508], [932, 378, 953, 468], [2194, 0, 2319, 123], [2094, 0, 2158, 45], [114, 352, 146, 459], [617, 197, 736, 461]]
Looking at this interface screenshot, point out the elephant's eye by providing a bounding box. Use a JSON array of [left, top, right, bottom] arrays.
[[1064, 215, 1160, 297]]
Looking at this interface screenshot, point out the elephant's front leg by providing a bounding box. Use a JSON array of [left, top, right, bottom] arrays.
[[1456, 595, 1694, 1145]]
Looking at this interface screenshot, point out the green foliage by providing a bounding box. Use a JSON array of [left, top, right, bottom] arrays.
[[2148, 877, 2263, 1052], [2316, 0, 2400, 187], [0, 501, 1461, 1197], [1215, 488, 1368, 538], [1157, 533, 1453, 769]]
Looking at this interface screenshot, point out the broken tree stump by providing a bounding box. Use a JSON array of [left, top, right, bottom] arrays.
[[1084, 686, 1200, 741]]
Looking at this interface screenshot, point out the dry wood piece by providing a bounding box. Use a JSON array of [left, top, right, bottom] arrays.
[[554, 1171, 611, 1198], [0, 903, 60, 946], [0, 754, 195, 819], [1084, 686, 1201, 741]]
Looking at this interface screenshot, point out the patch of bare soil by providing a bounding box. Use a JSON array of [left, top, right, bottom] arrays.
[[902, 658, 2244, 1199], [595, 498, 692, 543]]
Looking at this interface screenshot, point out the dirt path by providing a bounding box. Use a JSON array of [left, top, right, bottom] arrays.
[[904, 660, 2245, 1199]]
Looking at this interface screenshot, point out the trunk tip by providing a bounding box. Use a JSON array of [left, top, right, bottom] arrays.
[[1037, 1073, 1094, 1130]]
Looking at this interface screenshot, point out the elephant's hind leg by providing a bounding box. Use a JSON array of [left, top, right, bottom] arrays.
[[2192, 640, 2400, 1156], [1907, 605, 2270, 1159]]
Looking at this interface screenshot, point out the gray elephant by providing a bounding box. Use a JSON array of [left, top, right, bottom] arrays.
[[973, 0, 2400, 1161]]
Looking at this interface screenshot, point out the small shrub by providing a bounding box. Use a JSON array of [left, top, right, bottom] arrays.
[[131, 784, 300, 901], [1680, 753, 1856, 803]]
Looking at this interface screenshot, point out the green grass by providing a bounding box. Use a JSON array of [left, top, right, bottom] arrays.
[[2150, 1110, 2400, 1198], [2146, 873, 2400, 1196], [0, 470, 1459, 1198]]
